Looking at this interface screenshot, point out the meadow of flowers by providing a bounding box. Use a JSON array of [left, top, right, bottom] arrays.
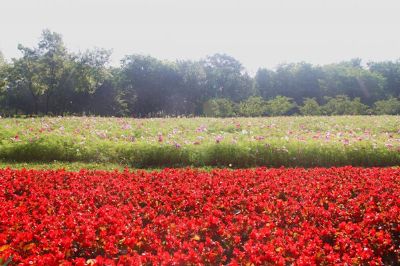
[[0, 167, 399, 265], [0, 116, 399, 168]]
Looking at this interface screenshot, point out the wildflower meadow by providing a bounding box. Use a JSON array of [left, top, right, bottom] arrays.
[[0, 116, 399, 168]]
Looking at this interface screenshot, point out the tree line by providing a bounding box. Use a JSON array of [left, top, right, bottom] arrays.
[[1, 30, 400, 117]]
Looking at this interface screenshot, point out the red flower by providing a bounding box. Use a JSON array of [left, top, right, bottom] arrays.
[[0, 167, 398, 264]]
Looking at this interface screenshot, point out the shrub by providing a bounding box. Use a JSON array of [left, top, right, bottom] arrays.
[[299, 98, 322, 115], [265, 95, 296, 116], [373, 97, 400, 115], [203, 98, 236, 117], [238, 96, 266, 117], [322, 95, 369, 115]]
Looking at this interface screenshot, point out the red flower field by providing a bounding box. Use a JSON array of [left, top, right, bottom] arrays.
[[0, 167, 399, 265]]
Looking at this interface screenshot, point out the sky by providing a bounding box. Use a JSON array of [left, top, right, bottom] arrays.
[[1, 0, 399, 73]]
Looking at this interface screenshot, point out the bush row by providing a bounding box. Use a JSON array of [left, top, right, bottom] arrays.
[[204, 95, 400, 117], [1, 138, 399, 168]]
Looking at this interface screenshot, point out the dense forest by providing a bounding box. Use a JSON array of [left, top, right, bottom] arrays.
[[1, 30, 400, 117]]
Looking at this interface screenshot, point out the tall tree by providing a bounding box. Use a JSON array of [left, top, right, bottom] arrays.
[[119, 55, 180, 116], [272, 63, 324, 103], [67, 48, 112, 114], [255, 68, 275, 99], [6, 45, 44, 114], [89, 68, 124, 116], [0, 51, 9, 112], [0, 51, 7, 91], [368, 60, 400, 98], [202, 54, 253, 102], [174, 60, 207, 115], [0, 51, 5, 68], [36, 29, 69, 114], [319, 60, 386, 105]]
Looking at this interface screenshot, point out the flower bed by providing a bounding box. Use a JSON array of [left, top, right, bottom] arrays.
[[1, 116, 400, 168], [0, 167, 399, 265]]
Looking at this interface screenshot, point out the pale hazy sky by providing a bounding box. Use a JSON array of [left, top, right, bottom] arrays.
[[1, 0, 399, 73]]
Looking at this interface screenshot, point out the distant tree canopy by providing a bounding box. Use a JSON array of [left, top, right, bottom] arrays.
[[2, 30, 111, 115], [1, 30, 400, 117]]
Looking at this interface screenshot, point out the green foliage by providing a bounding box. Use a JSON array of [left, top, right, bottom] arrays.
[[0, 51, 6, 69], [299, 98, 322, 115], [0, 116, 399, 168], [322, 95, 369, 115], [202, 54, 253, 102], [119, 55, 180, 116], [74, 48, 112, 93], [203, 98, 236, 117], [265, 96, 296, 116], [255, 68, 275, 99], [266, 63, 324, 104], [175, 60, 208, 115], [2, 30, 111, 116], [373, 97, 400, 115], [368, 60, 400, 97], [319, 60, 386, 105], [0, 51, 7, 93], [0, 255, 13, 266], [2, 30, 400, 117], [238, 96, 265, 117], [0, 161, 128, 171]]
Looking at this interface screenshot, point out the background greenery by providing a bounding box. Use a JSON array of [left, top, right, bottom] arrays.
[[1, 30, 400, 117]]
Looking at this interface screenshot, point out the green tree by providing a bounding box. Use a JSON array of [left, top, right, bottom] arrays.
[[0, 51, 5, 70], [238, 96, 266, 117], [119, 55, 180, 116], [202, 54, 253, 102], [90, 73, 124, 116], [322, 95, 369, 115], [73, 48, 112, 93], [319, 60, 386, 105], [299, 98, 322, 115], [255, 68, 275, 99], [373, 97, 400, 115], [170, 60, 208, 115], [6, 45, 45, 114], [257, 63, 325, 105], [368, 60, 400, 98], [0, 51, 8, 112], [66, 48, 112, 114], [0, 51, 7, 90], [265, 95, 296, 116], [203, 98, 236, 117], [5, 30, 113, 115], [37, 30, 76, 114]]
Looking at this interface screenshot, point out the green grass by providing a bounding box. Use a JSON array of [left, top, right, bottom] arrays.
[[0, 116, 399, 168], [0, 161, 127, 171]]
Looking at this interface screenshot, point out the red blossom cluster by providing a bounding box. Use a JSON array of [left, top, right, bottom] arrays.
[[0, 167, 399, 265]]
